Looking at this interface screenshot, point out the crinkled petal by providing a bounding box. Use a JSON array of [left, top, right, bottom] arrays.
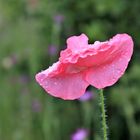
[[59, 34, 89, 63], [35, 62, 89, 100], [75, 42, 111, 67], [67, 33, 88, 52], [60, 34, 133, 67], [85, 34, 133, 88]]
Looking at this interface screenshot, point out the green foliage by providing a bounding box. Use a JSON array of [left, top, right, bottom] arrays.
[[0, 0, 140, 140]]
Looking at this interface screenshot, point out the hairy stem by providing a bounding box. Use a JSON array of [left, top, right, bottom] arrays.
[[99, 89, 108, 140]]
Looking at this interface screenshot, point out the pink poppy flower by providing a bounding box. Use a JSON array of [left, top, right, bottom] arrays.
[[35, 33, 133, 100]]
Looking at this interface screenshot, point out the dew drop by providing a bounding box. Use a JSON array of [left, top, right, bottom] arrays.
[[54, 82, 57, 85], [112, 77, 116, 82], [116, 69, 123, 75], [119, 59, 122, 62]]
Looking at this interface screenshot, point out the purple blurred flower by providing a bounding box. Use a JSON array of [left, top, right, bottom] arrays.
[[53, 14, 64, 25], [71, 128, 88, 140], [32, 99, 42, 112], [48, 45, 57, 56], [19, 75, 30, 84], [78, 91, 93, 102]]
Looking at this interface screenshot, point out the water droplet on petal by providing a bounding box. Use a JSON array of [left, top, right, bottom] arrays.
[[54, 82, 57, 85]]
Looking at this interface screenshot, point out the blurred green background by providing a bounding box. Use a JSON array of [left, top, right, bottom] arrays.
[[0, 0, 140, 140]]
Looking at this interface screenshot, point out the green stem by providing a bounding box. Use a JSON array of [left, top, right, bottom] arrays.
[[99, 89, 108, 140]]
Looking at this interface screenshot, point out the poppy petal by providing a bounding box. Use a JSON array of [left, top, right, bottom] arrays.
[[67, 33, 88, 52], [35, 62, 89, 100], [85, 34, 133, 88]]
